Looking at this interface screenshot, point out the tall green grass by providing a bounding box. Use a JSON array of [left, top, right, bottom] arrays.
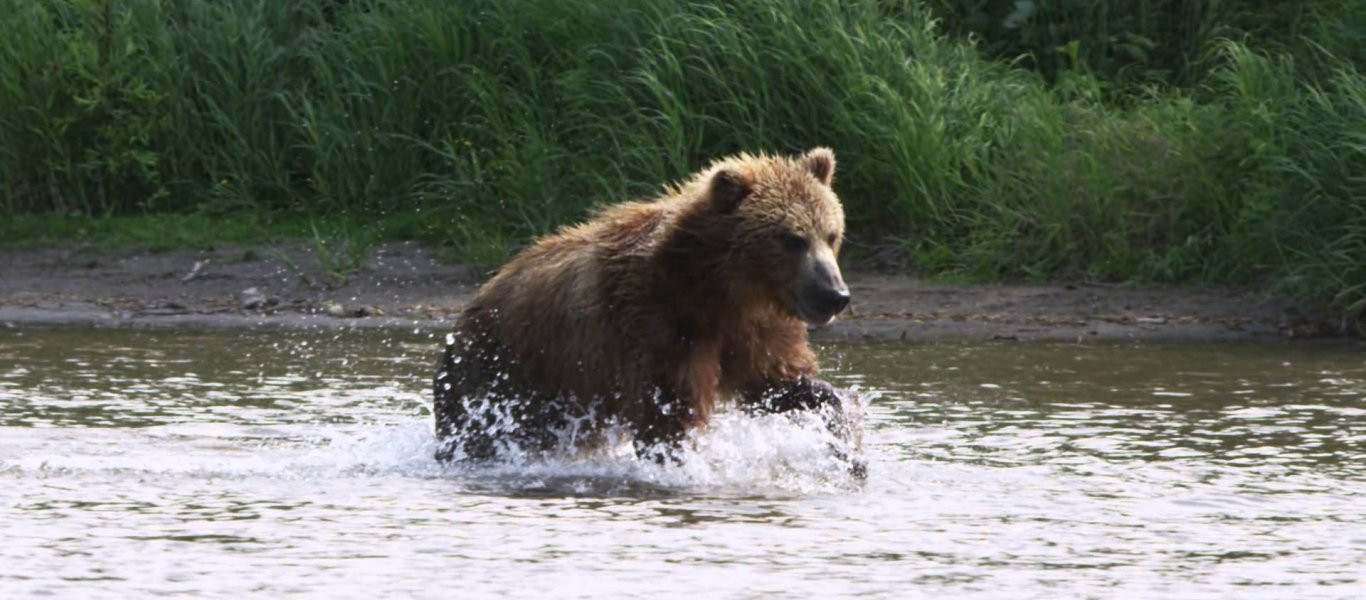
[[924, 0, 1365, 88], [1, 0, 1363, 327]]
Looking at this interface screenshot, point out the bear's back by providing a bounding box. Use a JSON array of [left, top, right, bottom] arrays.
[[461, 199, 679, 402]]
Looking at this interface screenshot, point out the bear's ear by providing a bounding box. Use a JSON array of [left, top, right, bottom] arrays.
[[801, 147, 836, 186], [707, 169, 751, 213]]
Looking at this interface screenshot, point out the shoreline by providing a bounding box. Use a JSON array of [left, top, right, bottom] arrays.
[[0, 242, 1349, 343]]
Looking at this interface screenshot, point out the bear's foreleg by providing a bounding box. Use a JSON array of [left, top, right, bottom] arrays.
[[744, 377, 851, 439], [743, 376, 865, 477]]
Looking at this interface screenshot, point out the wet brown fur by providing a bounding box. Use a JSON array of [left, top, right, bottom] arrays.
[[435, 148, 846, 460]]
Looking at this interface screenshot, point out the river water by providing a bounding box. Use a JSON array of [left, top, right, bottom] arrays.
[[1, 328, 1362, 599]]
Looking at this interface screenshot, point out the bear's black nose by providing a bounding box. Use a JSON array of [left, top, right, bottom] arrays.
[[813, 287, 851, 316], [830, 288, 851, 313]]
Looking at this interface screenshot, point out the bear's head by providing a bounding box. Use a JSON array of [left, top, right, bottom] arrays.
[[698, 148, 850, 325]]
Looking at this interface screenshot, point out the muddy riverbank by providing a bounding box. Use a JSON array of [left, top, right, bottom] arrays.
[[0, 243, 1340, 342]]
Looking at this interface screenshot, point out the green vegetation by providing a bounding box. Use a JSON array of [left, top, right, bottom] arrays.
[[925, 0, 1364, 89], [0, 213, 311, 251], [1, 1, 1362, 325]]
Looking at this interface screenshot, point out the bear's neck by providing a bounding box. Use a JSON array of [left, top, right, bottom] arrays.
[[653, 214, 739, 319], [655, 221, 792, 339]]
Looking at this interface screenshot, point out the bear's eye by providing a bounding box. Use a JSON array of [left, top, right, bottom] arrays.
[[826, 233, 838, 247], [780, 233, 809, 253]]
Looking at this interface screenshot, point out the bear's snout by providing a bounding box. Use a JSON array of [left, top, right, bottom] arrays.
[[799, 281, 851, 323], [793, 249, 850, 324], [816, 286, 852, 315]]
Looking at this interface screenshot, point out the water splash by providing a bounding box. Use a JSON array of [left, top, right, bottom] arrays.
[[1, 393, 872, 499]]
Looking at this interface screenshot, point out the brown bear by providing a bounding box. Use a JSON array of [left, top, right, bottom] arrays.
[[434, 148, 856, 468]]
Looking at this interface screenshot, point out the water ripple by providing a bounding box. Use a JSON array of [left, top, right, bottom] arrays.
[[0, 329, 1362, 599]]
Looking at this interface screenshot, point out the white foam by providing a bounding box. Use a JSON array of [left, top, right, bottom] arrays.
[[0, 390, 874, 498]]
